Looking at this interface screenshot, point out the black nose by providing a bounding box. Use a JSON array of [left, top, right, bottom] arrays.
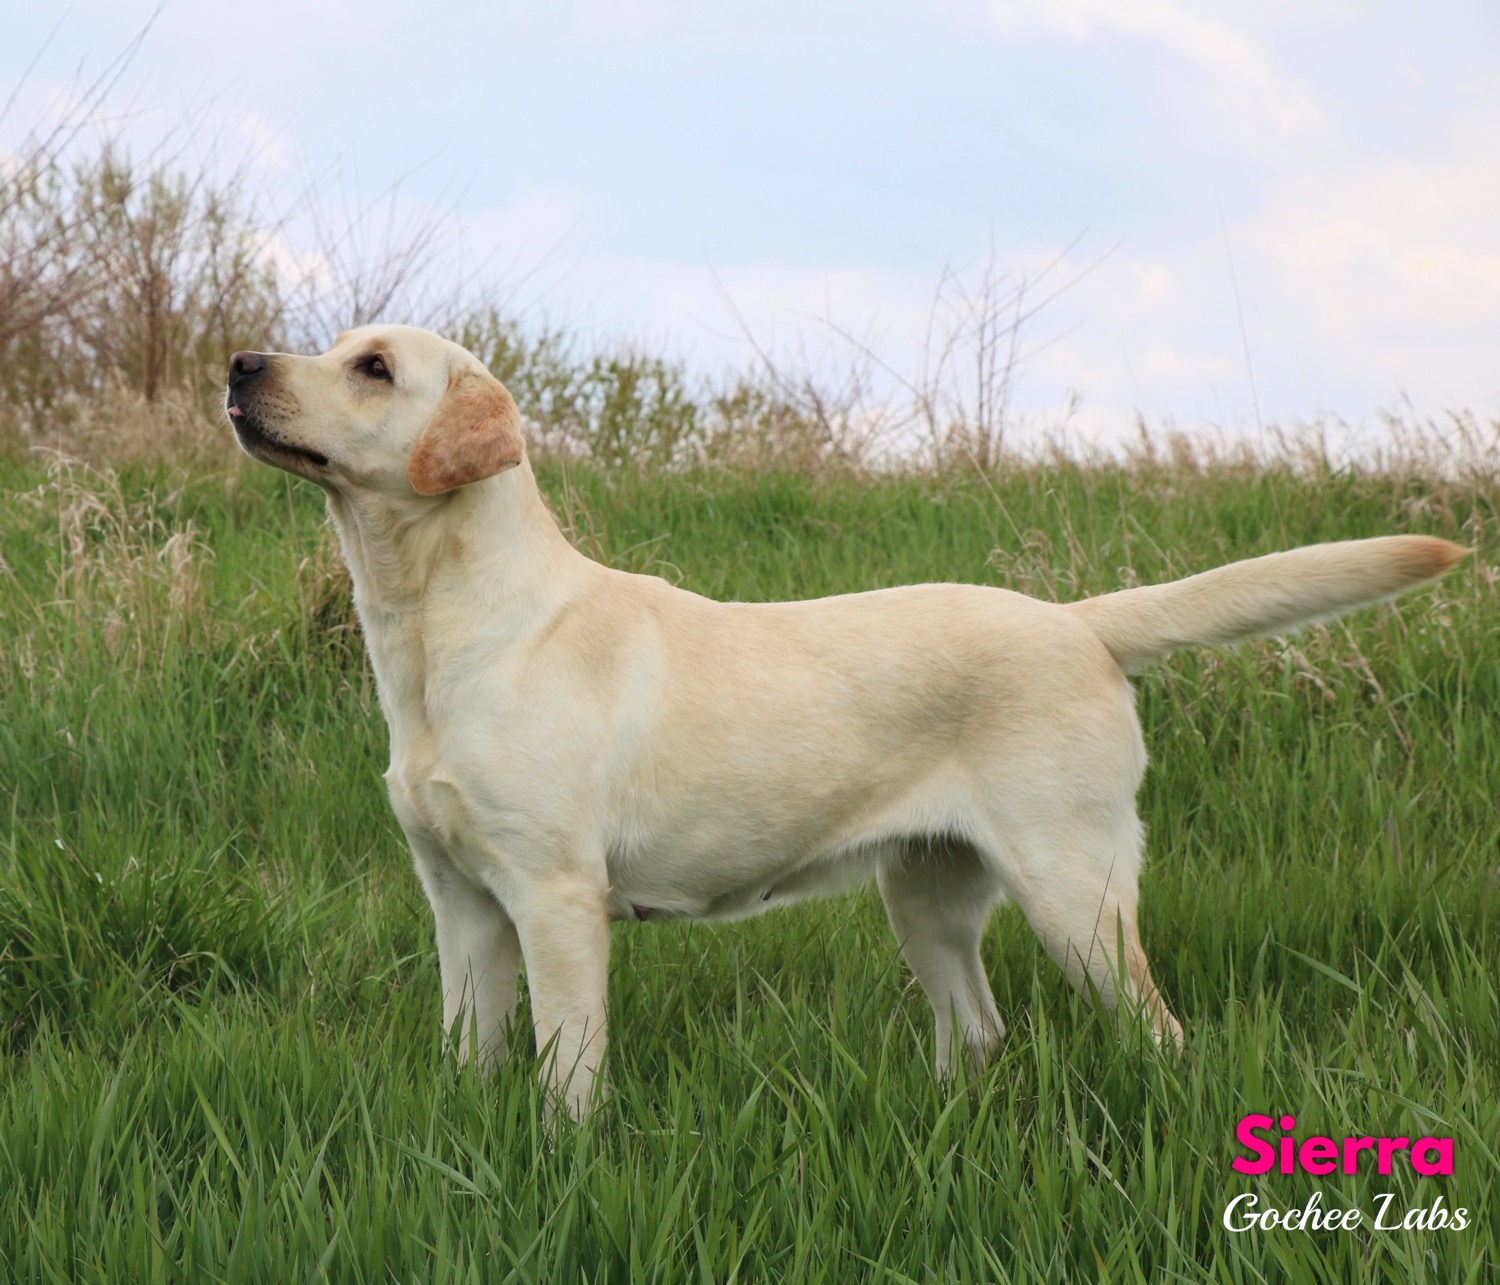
[[229, 350, 267, 381]]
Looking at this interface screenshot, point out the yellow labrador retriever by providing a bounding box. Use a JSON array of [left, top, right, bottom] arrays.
[[226, 326, 1465, 1116]]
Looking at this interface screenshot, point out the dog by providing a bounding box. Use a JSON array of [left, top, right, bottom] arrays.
[[225, 325, 1466, 1117]]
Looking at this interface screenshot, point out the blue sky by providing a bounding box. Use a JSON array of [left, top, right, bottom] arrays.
[[5, 1, 1498, 446]]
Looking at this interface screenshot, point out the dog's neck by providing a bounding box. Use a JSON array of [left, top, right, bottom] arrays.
[[324, 457, 588, 748]]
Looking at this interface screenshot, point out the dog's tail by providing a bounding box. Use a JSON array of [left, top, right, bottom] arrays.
[[1064, 536, 1467, 675]]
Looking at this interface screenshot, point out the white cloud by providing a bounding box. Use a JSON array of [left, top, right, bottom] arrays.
[[569, 0, 672, 37], [962, 4, 1500, 434], [986, 0, 1329, 158]]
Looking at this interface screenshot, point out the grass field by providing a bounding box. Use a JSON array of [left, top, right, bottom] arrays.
[[1, 441, 1496, 1282]]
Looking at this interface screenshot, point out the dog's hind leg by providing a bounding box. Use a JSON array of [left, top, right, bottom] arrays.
[[1003, 807, 1182, 1048], [878, 839, 1007, 1077]]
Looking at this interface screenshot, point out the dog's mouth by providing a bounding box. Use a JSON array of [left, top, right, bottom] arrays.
[[226, 395, 330, 469]]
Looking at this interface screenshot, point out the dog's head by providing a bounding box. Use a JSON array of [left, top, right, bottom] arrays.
[[225, 325, 524, 499]]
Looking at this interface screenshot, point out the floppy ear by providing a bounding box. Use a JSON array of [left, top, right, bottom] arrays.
[[407, 371, 525, 495]]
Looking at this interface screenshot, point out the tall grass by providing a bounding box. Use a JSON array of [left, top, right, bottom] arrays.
[[1, 436, 1495, 1281]]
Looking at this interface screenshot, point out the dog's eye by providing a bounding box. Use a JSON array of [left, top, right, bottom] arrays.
[[362, 354, 393, 381]]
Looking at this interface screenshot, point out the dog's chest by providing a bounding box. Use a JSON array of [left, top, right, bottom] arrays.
[[385, 731, 463, 841]]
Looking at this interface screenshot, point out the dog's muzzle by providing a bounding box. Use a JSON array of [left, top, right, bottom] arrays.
[[225, 350, 329, 468]]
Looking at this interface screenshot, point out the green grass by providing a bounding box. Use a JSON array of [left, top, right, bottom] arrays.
[[1, 448, 1496, 1282]]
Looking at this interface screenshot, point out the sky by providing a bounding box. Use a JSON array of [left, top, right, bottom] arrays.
[[5, 0, 1499, 449]]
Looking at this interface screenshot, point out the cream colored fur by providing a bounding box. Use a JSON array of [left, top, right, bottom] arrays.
[[226, 325, 1467, 1117]]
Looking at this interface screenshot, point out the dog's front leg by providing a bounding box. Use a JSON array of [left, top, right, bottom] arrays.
[[510, 873, 611, 1120], [405, 829, 522, 1067]]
